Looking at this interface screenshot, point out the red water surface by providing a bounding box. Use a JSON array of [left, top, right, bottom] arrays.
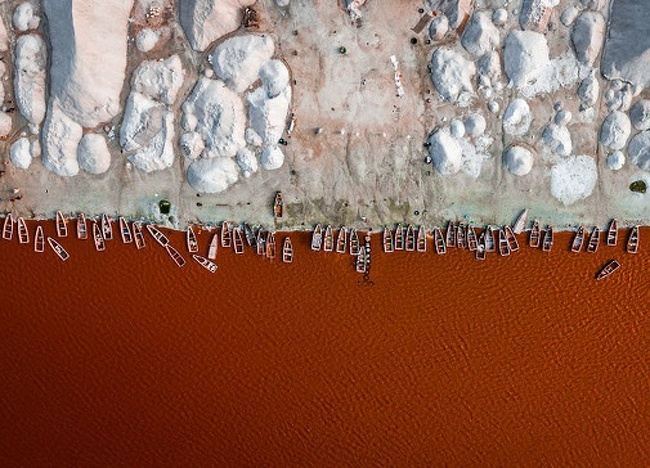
[[1, 222, 649, 465]]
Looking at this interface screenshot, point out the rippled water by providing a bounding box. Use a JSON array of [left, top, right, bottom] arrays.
[[1, 222, 649, 464]]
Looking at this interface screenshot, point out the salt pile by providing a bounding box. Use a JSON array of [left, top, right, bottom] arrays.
[[430, 48, 475, 102], [14, 34, 46, 133], [630, 100, 650, 131], [503, 99, 532, 136], [504, 31, 549, 88], [599, 111, 631, 151], [571, 12, 605, 67], [550, 156, 597, 205], [210, 35, 275, 93], [503, 145, 534, 176], [9, 137, 32, 170], [180, 0, 256, 51], [77, 133, 111, 174], [461, 11, 499, 58], [427, 129, 462, 176], [628, 131, 650, 171]]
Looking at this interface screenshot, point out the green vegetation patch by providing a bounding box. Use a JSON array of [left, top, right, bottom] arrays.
[[629, 180, 647, 194], [159, 199, 171, 214]]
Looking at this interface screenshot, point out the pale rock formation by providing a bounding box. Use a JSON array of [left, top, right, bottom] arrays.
[[503, 145, 534, 176], [186, 156, 239, 193], [236, 147, 258, 177], [542, 123, 572, 156], [179, 0, 256, 52], [461, 11, 500, 57], [77, 133, 111, 174], [503, 99, 532, 136], [427, 129, 462, 176], [13, 2, 39, 32], [630, 100, 650, 131], [0, 112, 12, 136], [260, 146, 284, 170], [10, 137, 32, 169], [492, 8, 507, 26], [180, 131, 204, 160], [430, 48, 476, 102], [429, 15, 449, 41], [247, 86, 291, 147], [43, 0, 134, 128], [571, 12, 605, 66], [607, 151, 625, 171], [259, 60, 289, 98], [131, 55, 185, 105], [628, 130, 650, 171], [14, 34, 46, 132], [41, 104, 82, 176], [136, 28, 160, 53], [504, 30, 549, 88], [600, 111, 631, 151], [550, 156, 597, 205], [210, 34, 275, 93]]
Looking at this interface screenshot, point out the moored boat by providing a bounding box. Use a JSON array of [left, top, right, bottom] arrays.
[[192, 254, 218, 273], [165, 244, 186, 267], [220, 221, 232, 247], [512, 209, 529, 234], [504, 225, 519, 252], [101, 214, 113, 241], [587, 226, 600, 253], [233, 227, 244, 254], [207, 233, 218, 259], [273, 192, 283, 219], [47, 237, 70, 261], [475, 232, 486, 260], [542, 226, 554, 252], [416, 225, 427, 252], [529, 219, 541, 248], [571, 226, 586, 253], [282, 237, 293, 263], [596, 259, 620, 280], [355, 246, 367, 273], [607, 219, 618, 246], [2, 213, 14, 240], [394, 223, 405, 251], [383, 227, 394, 253], [93, 222, 106, 252], [336, 226, 348, 253], [485, 226, 496, 252], [56, 211, 68, 237], [323, 225, 334, 252], [34, 225, 44, 253], [146, 224, 169, 247], [119, 217, 133, 244], [256, 229, 267, 256], [77, 213, 87, 240], [466, 224, 478, 252], [17, 216, 29, 244], [445, 220, 456, 249], [266, 231, 276, 259], [498, 228, 511, 257], [456, 223, 466, 249], [243, 223, 256, 246], [434, 228, 446, 255], [349, 228, 360, 255], [132, 222, 146, 250], [311, 224, 323, 251], [186, 225, 198, 253], [627, 225, 639, 254], [405, 224, 415, 251]]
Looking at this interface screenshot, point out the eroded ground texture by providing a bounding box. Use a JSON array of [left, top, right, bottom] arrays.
[[0, 0, 649, 230]]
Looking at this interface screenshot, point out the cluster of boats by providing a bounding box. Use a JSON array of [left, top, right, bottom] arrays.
[[310, 224, 371, 273]]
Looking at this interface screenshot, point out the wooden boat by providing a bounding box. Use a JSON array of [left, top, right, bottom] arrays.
[[466, 224, 478, 252], [627, 225, 639, 254], [132, 222, 146, 250], [571, 226, 586, 253], [311, 224, 323, 251], [56, 211, 68, 237], [76, 213, 87, 240], [119, 217, 133, 244], [504, 225, 519, 252], [382, 227, 394, 253], [349, 228, 360, 256], [485, 226, 496, 252], [445, 221, 456, 249], [233, 227, 244, 254], [456, 223, 466, 249], [512, 209, 529, 234], [165, 244, 186, 267], [587, 226, 600, 253], [186, 225, 198, 253], [146, 224, 169, 247], [323, 225, 334, 252], [273, 191, 283, 219], [434, 228, 446, 255], [93, 222, 106, 252], [266, 231, 277, 259], [221, 221, 232, 247], [282, 237, 293, 263], [256, 229, 267, 256], [243, 223, 256, 247], [336, 226, 348, 253], [529, 219, 541, 248], [17, 216, 29, 244], [192, 254, 218, 273], [542, 226, 554, 252], [207, 233, 218, 259], [47, 237, 70, 261], [596, 259, 620, 280], [355, 246, 367, 273], [394, 223, 405, 251], [101, 214, 113, 241], [475, 232, 486, 261], [416, 225, 427, 252], [405, 224, 416, 251], [607, 219, 618, 246], [498, 228, 511, 257], [2, 213, 13, 240], [34, 225, 44, 253]]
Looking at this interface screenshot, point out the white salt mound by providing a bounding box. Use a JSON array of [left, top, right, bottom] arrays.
[[561, 6, 579, 26], [186, 157, 239, 193], [77, 133, 111, 174], [578, 73, 599, 108], [477, 51, 502, 82], [464, 114, 486, 137], [461, 11, 500, 57], [504, 30, 549, 88], [259, 60, 290, 98], [550, 156, 597, 205], [503, 145, 534, 176], [136, 28, 160, 53], [430, 48, 476, 102], [554, 109, 572, 125], [132, 55, 185, 105], [247, 86, 291, 147], [0, 112, 12, 136], [260, 146, 285, 170], [210, 34, 275, 93], [628, 130, 650, 171], [10, 137, 32, 169], [120, 93, 165, 152], [542, 124, 572, 156], [630, 100, 650, 131], [492, 8, 507, 26], [450, 119, 465, 138], [13, 2, 37, 32], [275, 0, 290, 6], [14, 34, 47, 131], [429, 15, 449, 41], [41, 104, 82, 177], [180, 131, 204, 160], [571, 12, 605, 67], [607, 151, 625, 171], [427, 129, 462, 176], [599, 111, 631, 150], [236, 147, 258, 177], [127, 110, 175, 172], [503, 99, 532, 136]]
